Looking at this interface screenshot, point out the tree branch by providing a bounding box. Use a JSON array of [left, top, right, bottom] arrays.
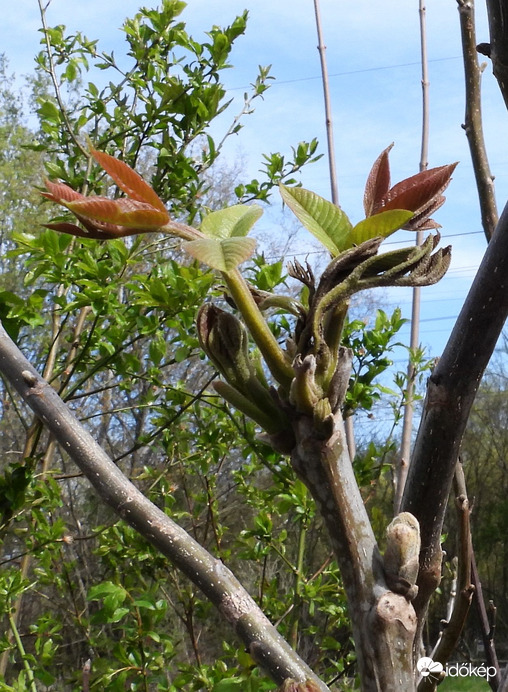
[[0, 322, 329, 692], [401, 198, 508, 613], [471, 552, 501, 689], [291, 413, 418, 691], [485, 0, 508, 112], [457, 0, 498, 240], [420, 461, 474, 692]]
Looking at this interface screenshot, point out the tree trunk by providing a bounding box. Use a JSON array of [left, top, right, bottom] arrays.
[[291, 413, 418, 691]]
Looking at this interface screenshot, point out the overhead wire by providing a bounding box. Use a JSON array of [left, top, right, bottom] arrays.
[[229, 56, 462, 91]]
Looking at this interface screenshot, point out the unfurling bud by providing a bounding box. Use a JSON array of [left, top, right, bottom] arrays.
[[197, 304, 253, 390], [289, 354, 323, 414], [198, 304, 292, 435]]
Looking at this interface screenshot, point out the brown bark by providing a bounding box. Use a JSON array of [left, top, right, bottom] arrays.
[[485, 1, 508, 112], [291, 413, 418, 691], [458, 0, 498, 240]]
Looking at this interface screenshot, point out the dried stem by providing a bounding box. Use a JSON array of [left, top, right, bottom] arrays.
[[471, 552, 501, 689]]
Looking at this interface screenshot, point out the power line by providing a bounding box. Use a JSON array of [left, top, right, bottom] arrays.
[[230, 56, 461, 91]]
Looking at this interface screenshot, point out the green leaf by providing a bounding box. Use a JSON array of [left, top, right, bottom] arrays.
[[200, 204, 263, 239], [149, 331, 167, 366], [88, 581, 127, 600], [212, 680, 244, 692], [37, 100, 61, 123], [279, 184, 352, 255], [349, 209, 414, 245], [184, 237, 256, 272], [109, 607, 130, 623]]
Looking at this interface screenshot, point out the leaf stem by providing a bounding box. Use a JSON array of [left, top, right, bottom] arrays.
[[223, 269, 294, 389]]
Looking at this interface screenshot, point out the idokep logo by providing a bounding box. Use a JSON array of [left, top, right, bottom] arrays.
[[417, 656, 497, 682], [417, 657, 444, 681]]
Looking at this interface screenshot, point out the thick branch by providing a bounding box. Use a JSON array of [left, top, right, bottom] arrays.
[[457, 0, 498, 240], [401, 199, 508, 609], [0, 323, 329, 692], [485, 0, 508, 111], [291, 414, 417, 691]]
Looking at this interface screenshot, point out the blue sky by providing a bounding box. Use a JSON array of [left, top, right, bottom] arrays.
[[3, 0, 508, 372]]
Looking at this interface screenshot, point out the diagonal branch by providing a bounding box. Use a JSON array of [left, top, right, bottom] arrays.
[[401, 198, 508, 614], [0, 322, 330, 692]]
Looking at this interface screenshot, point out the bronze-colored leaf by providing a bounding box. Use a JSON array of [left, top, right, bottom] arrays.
[[91, 148, 168, 214], [363, 143, 393, 216], [381, 163, 458, 217], [42, 222, 95, 239], [66, 197, 168, 229], [41, 179, 85, 205], [402, 196, 445, 231]]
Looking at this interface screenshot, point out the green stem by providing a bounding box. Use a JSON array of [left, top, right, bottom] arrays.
[[223, 269, 294, 389], [213, 380, 284, 434], [323, 301, 349, 362], [289, 519, 308, 649], [161, 221, 204, 241], [8, 612, 37, 692]]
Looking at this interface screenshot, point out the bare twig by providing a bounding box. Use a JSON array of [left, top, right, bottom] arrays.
[[313, 0, 339, 206], [418, 460, 475, 692], [395, 0, 429, 512], [457, 0, 498, 240], [471, 552, 501, 689]]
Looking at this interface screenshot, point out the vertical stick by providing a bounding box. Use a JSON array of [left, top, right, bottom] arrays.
[[313, 0, 356, 459], [395, 0, 428, 512], [313, 0, 339, 207]]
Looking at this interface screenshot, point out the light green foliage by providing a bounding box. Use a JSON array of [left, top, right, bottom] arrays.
[[185, 236, 257, 272], [32, 1, 319, 221], [200, 205, 264, 239], [279, 185, 414, 255]]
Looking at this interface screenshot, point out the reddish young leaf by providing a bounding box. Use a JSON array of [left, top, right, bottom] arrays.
[[41, 179, 85, 205], [363, 143, 393, 216], [403, 197, 446, 231], [43, 222, 92, 238], [43, 221, 129, 240], [90, 148, 168, 214], [66, 196, 168, 229], [381, 163, 458, 216]]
